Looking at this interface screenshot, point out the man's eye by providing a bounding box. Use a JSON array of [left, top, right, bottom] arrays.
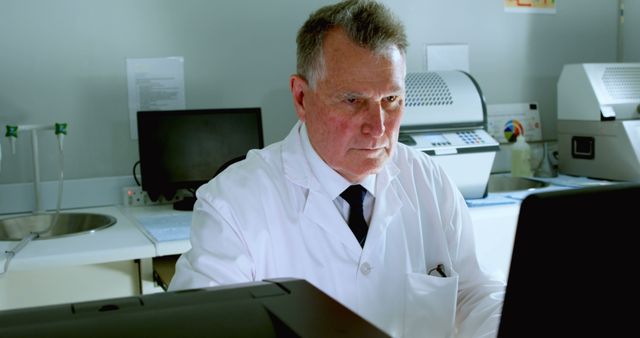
[[386, 96, 398, 103], [345, 97, 360, 104]]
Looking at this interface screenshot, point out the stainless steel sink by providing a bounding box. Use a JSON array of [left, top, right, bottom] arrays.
[[0, 213, 116, 241], [487, 174, 550, 193]]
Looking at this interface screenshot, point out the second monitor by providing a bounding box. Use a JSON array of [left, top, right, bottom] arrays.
[[137, 108, 264, 210]]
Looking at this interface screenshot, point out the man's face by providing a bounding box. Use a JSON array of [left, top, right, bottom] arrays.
[[291, 28, 406, 183]]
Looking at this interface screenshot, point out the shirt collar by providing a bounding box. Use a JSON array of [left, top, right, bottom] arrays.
[[300, 123, 376, 199]]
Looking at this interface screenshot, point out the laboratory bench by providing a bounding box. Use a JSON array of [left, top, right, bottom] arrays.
[[3, 175, 601, 311], [0, 196, 524, 311], [0, 205, 156, 310]]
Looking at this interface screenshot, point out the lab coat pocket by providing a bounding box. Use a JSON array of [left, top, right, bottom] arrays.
[[403, 272, 458, 338]]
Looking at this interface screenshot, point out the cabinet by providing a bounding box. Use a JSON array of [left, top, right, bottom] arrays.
[[0, 260, 140, 311]]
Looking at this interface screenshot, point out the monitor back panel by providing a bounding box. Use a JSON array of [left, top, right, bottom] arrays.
[[498, 183, 640, 337]]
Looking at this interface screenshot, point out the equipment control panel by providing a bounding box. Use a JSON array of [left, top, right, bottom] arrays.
[[399, 129, 498, 155]]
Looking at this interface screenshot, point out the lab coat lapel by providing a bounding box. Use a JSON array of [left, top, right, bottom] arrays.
[[364, 161, 404, 254], [303, 190, 363, 257], [281, 122, 362, 257]]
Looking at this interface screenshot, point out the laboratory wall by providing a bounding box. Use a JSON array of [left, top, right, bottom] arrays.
[[0, 0, 620, 186], [625, 0, 640, 61]]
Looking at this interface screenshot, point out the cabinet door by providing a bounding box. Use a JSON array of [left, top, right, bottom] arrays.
[[0, 260, 139, 311]]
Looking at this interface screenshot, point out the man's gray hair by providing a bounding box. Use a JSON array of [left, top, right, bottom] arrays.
[[296, 0, 408, 88]]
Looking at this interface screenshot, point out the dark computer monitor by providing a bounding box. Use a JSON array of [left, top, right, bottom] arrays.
[[497, 183, 640, 337], [137, 108, 263, 210], [0, 279, 389, 338]]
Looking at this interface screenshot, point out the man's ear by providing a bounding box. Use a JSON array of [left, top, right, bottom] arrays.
[[290, 75, 308, 122]]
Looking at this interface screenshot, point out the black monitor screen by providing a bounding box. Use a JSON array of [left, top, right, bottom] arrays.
[[497, 183, 640, 337], [137, 108, 263, 203]]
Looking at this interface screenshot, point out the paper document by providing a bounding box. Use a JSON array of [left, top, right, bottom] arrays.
[[425, 44, 469, 72], [126, 57, 186, 139]]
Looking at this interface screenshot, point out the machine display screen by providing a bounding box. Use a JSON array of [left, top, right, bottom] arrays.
[[413, 133, 448, 146]]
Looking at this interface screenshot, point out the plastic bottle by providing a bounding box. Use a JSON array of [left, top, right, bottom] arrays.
[[511, 135, 532, 177], [534, 142, 558, 178]]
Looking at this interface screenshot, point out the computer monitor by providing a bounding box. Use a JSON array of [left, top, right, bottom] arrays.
[[497, 183, 640, 337], [137, 108, 263, 210], [0, 279, 389, 337]]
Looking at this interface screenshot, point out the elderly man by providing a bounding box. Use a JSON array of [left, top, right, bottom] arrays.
[[170, 1, 504, 336]]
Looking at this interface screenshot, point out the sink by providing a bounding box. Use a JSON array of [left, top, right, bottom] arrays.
[[0, 213, 116, 241], [487, 174, 550, 193]]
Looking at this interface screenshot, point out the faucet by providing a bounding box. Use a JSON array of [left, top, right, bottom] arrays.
[[4, 123, 67, 214]]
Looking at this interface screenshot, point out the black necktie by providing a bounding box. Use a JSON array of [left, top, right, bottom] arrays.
[[340, 185, 368, 248]]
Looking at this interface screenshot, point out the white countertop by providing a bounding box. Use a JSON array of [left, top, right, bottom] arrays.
[[0, 184, 548, 276], [1, 175, 609, 282], [1, 206, 156, 272], [469, 202, 520, 281]]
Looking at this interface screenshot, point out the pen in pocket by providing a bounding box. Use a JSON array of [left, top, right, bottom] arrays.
[[428, 263, 447, 277]]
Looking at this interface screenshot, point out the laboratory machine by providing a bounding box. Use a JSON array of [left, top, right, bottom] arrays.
[[557, 63, 640, 181], [399, 71, 499, 199]]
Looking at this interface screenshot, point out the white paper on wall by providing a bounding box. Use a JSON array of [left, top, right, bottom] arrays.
[[126, 57, 186, 139], [425, 44, 469, 72]]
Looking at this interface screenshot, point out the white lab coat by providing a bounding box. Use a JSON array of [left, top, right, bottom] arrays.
[[170, 122, 504, 338]]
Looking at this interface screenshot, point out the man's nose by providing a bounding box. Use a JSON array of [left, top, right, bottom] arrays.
[[361, 103, 385, 137]]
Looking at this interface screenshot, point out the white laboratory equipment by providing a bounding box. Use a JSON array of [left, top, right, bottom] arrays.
[[557, 63, 640, 181], [399, 71, 499, 198]]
